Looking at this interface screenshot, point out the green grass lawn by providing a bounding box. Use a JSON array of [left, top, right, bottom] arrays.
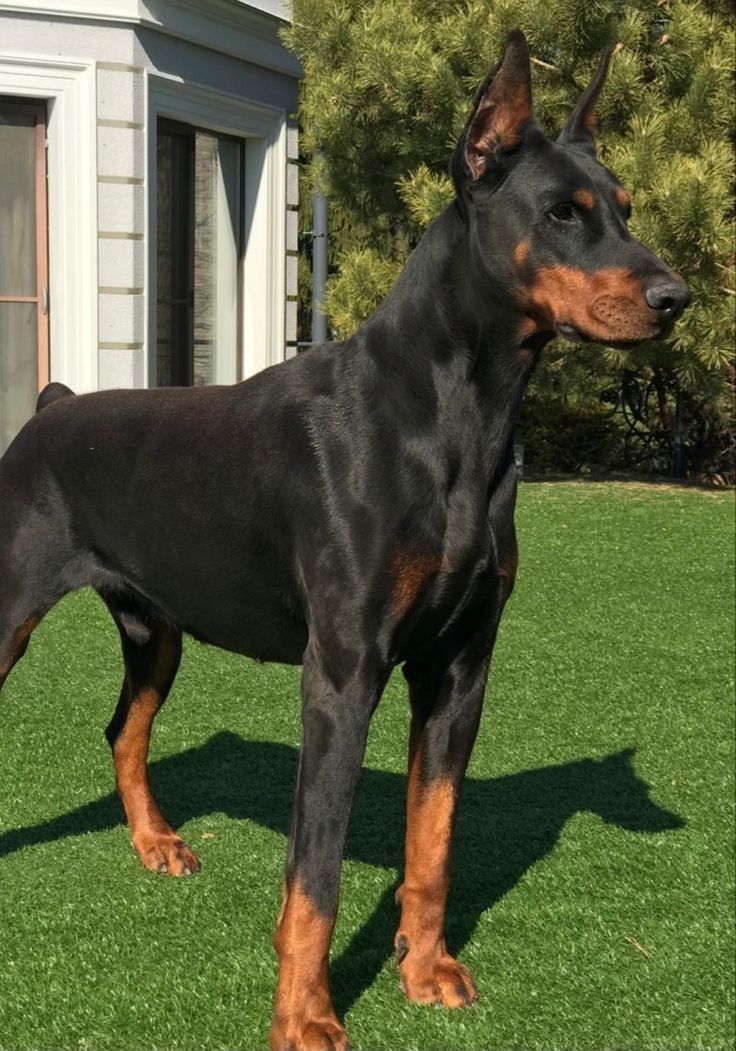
[[0, 481, 733, 1051]]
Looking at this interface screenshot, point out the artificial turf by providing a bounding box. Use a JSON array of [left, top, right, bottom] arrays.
[[0, 480, 733, 1051]]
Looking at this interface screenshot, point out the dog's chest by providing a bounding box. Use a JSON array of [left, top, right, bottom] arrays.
[[387, 457, 516, 656], [391, 508, 494, 628], [388, 545, 495, 663]]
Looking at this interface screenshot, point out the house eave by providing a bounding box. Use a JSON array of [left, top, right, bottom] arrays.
[[0, 1, 303, 78]]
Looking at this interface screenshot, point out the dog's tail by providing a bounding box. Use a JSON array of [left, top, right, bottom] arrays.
[[36, 382, 75, 413]]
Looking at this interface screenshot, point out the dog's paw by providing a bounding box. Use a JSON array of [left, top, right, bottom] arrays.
[[269, 1016, 350, 1051], [132, 831, 200, 876], [399, 951, 478, 1009]]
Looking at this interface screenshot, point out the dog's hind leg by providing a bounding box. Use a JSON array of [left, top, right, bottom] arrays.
[[0, 537, 59, 692], [104, 600, 198, 876], [0, 461, 71, 692], [0, 611, 45, 690]]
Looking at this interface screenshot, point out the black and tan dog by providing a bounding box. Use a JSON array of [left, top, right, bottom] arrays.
[[0, 31, 689, 1051]]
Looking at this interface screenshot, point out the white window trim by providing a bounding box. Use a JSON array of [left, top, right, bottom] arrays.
[[147, 72, 286, 384], [0, 54, 97, 392]]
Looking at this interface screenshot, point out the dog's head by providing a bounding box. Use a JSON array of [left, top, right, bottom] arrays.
[[452, 30, 690, 347]]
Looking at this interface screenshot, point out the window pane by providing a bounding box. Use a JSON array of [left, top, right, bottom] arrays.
[[157, 132, 173, 385], [193, 131, 218, 386], [0, 302, 37, 453], [156, 129, 192, 386], [156, 299, 173, 387], [156, 124, 242, 388], [215, 137, 241, 384], [193, 132, 241, 386], [0, 116, 37, 297]]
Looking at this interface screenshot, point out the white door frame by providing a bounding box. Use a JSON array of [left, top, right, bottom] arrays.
[[0, 54, 98, 392]]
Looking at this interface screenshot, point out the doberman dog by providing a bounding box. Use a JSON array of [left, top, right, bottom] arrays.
[[0, 30, 689, 1051]]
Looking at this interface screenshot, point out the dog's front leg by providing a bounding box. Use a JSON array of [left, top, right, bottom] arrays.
[[395, 637, 494, 1008], [269, 639, 385, 1051]]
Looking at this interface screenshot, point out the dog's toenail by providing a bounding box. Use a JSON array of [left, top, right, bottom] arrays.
[[395, 934, 409, 964]]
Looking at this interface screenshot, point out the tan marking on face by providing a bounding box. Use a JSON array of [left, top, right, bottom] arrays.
[[514, 240, 530, 267], [271, 879, 342, 1048], [521, 265, 659, 343], [516, 316, 545, 367], [391, 550, 442, 618], [573, 188, 595, 211], [616, 187, 631, 210], [518, 316, 537, 339]]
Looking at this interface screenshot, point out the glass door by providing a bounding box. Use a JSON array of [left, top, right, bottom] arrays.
[[156, 120, 243, 388], [0, 99, 48, 454], [156, 124, 194, 386]]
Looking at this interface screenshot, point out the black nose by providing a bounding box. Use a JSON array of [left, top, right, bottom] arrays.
[[645, 278, 691, 322]]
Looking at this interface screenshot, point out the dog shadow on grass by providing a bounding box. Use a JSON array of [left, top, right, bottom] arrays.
[[0, 733, 683, 1016]]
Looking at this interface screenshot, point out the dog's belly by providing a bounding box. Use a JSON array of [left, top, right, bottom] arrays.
[[177, 599, 309, 664], [90, 550, 309, 664], [81, 525, 309, 664]]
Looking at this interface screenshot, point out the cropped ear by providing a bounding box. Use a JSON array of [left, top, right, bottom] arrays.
[[456, 30, 533, 183], [557, 49, 611, 151]]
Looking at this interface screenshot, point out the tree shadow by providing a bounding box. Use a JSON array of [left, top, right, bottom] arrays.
[[0, 733, 684, 1016]]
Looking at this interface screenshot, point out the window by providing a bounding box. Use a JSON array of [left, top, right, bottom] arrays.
[[156, 119, 244, 387], [0, 98, 48, 453]]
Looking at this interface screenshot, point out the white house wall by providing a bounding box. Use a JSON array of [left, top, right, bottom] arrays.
[[0, 8, 299, 392], [95, 56, 147, 388]]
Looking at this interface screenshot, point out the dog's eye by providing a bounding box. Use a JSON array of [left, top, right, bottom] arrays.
[[548, 202, 577, 224]]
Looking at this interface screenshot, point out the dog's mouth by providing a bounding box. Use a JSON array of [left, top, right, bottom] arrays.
[[555, 322, 586, 343], [523, 266, 689, 350], [554, 318, 674, 348]]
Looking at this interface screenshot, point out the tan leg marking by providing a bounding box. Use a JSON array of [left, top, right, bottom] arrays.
[[395, 741, 477, 1008], [114, 631, 198, 877], [270, 880, 348, 1051]]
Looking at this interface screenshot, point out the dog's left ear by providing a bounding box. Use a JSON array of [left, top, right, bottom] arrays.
[[557, 49, 611, 151], [455, 30, 533, 184]]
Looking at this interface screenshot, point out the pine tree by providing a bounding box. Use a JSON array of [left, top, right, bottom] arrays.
[[285, 0, 735, 474]]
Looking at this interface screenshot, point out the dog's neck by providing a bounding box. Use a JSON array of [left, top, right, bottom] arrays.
[[359, 203, 546, 473]]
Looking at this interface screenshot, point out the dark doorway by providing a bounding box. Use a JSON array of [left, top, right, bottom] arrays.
[[156, 119, 244, 388], [0, 98, 48, 452]]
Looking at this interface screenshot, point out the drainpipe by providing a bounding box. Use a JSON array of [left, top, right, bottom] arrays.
[[311, 190, 328, 346], [673, 388, 686, 479]]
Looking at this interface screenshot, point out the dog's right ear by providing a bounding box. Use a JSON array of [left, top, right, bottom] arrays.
[[453, 30, 533, 188], [557, 49, 611, 152]]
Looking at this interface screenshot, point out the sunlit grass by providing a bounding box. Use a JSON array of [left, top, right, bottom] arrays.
[[0, 481, 733, 1050]]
